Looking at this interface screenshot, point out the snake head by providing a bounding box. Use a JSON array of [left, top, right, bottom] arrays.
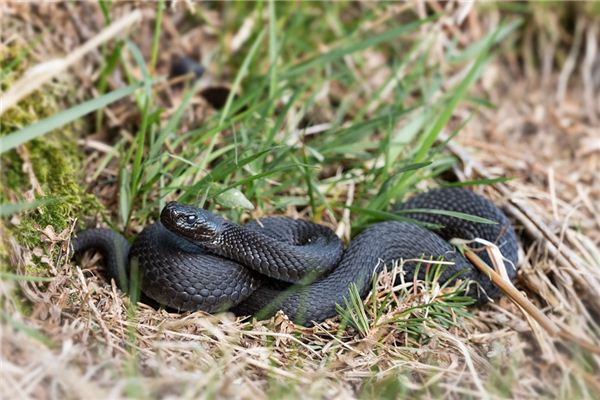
[[161, 202, 222, 245]]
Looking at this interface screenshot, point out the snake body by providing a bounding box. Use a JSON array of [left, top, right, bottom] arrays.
[[73, 188, 519, 325]]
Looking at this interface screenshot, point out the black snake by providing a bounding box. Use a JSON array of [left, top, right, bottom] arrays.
[[73, 188, 519, 325]]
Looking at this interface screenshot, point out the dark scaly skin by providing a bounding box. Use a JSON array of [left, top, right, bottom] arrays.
[[72, 228, 130, 288], [206, 219, 344, 282], [73, 215, 344, 313], [129, 224, 263, 312], [72, 188, 519, 325], [233, 222, 477, 323], [234, 189, 519, 324], [395, 188, 519, 299]]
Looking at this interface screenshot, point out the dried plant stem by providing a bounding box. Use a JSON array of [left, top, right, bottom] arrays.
[[444, 137, 600, 300], [556, 18, 584, 104], [461, 246, 600, 355]]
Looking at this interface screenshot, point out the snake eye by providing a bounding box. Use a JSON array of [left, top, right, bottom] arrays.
[[186, 215, 197, 224]]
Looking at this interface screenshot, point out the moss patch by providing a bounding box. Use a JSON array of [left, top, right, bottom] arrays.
[[1, 44, 101, 270]]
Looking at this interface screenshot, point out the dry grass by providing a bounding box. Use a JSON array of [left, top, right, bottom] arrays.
[[1, 2, 600, 399]]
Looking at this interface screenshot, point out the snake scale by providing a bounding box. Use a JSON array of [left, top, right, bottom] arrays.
[[73, 188, 519, 325]]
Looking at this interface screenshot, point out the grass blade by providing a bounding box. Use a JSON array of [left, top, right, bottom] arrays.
[[348, 206, 443, 230], [397, 208, 498, 224], [0, 272, 53, 282], [440, 177, 513, 188], [284, 15, 438, 78], [0, 83, 140, 154], [0, 198, 55, 217], [150, 0, 165, 70]]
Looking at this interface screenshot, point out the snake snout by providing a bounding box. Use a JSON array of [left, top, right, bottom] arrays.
[[160, 202, 221, 244]]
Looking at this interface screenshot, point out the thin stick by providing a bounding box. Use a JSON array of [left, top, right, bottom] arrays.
[[461, 245, 600, 355]]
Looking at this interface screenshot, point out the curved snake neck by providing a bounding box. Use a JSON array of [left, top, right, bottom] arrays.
[[73, 188, 519, 325]]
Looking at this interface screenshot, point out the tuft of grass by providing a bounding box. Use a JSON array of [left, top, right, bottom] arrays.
[[337, 260, 474, 341], [94, 7, 519, 243]]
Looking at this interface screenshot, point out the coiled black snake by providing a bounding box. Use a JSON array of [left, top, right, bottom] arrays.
[[73, 188, 519, 325]]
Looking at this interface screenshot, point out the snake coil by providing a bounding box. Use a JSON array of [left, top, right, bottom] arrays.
[[73, 188, 519, 325]]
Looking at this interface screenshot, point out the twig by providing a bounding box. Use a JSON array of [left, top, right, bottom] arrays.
[[556, 18, 584, 104], [461, 245, 600, 355], [443, 135, 600, 300]]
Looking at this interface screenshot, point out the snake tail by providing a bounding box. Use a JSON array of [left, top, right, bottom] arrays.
[[72, 228, 130, 290]]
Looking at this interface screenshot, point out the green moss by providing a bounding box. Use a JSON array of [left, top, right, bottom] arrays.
[[6, 137, 100, 247], [1, 44, 102, 272]]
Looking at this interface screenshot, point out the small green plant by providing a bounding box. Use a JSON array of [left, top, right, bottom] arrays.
[[337, 260, 474, 341]]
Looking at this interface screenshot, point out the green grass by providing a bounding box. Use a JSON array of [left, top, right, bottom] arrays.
[[86, 5, 519, 237], [0, 2, 536, 398], [337, 261, 474, 340]]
